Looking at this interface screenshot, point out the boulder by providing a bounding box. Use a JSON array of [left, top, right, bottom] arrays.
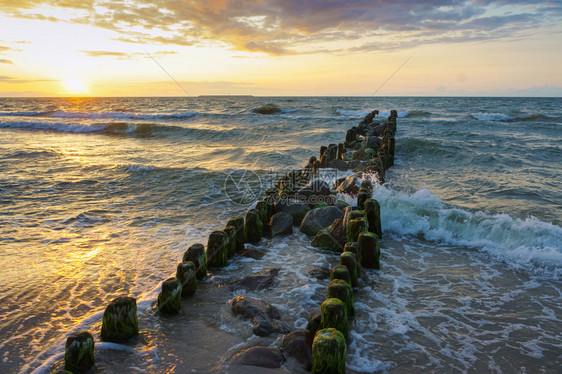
[[311, 228, 342, 250], [239, 247, 266, 260], [281, 329, 313, 370], [295, 178, 332, 204], [229, 346, 285, 368], [230, 268, 280, 291], [300, 206, 343, 236], [336, 174, 360, 196], [274, 198, 310, 225], [305, 266, 331, 280], [269, 212, 293, 237], [231, 296, 289, 337], [328, 159, 348, 171], [361, 136, 381, 149], [253, 104, 281, 114]]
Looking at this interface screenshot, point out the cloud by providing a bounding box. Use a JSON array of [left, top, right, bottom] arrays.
[[79, 50, 178, 59], [0, 59, 13, 64], [1, 1, 561, 55], [0, 75, 58, 83]]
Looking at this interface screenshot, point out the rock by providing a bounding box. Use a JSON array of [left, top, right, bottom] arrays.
[[100, 296, 139, 343], [311, 228, 342, 250], [231, 296, 289, 337], [229, 346, 285, 368], [274, 198, 310, 225], [364, 198, 382, 238], [307, 313, 322, 334], [352, 148, 367, 161], [253, 104, 281, 114], [244, 209, 263, 245], [361, 180, 374, 195], [335, 200, 350, 211], [226, 216, 245, 252], [230, 268, 280, 291], [206, 230, 229, 268], [183, 243, 207, 280], [328, 279, 354, 317], [269, 212, 293, 237], [300, 206, 343, 236], [64, 331, 94, 374], [361, 136, 381, 149], [336, 174, 360, 196], [176, 261, 197, 297], [312, 328, 347, 374], [157, 277, 182, 315], [358, 231, 381, 269], [328, 159, 348, 171], [239, 247, 266, 259], [281, 329, 313, 370], [371, 124, 386, 136], [295, 178, 332, 204], [305, 266, 331, 280]]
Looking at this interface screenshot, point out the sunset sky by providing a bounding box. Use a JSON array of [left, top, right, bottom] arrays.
[[0, 0, 560, 97]]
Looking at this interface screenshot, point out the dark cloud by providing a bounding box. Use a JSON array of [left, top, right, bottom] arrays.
[[1, 1, 560, 54]]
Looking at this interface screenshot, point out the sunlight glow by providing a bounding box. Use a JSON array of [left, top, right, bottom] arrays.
[[63, 79, 89, 94]]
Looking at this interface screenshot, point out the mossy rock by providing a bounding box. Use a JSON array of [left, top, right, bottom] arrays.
[[343, 241, 362, 268], [245, 209, 263, 245], [226, 216, 245, 252], [176, 261, 197, 297], [340, 251, 359, 288], [330, 265, 351, 285], [312, 328, 347, 374]]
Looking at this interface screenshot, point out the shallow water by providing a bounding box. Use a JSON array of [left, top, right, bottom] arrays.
[[0, 96, 560, 373]]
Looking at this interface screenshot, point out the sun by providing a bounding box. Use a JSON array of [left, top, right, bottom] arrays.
[[63, 79, 89, 94]]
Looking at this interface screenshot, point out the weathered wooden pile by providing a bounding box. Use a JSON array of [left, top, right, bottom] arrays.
[[60, 109, 398, 374]]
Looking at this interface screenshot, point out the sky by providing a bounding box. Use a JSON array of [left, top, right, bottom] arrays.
[[0, 0, 561, 97]]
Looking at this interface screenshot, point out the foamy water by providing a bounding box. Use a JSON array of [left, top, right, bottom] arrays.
[[0, 96, 560, 373]]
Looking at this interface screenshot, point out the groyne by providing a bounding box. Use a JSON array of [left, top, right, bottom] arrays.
[[60, 109, 398, 373]]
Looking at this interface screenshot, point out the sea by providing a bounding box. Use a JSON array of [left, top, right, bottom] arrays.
[[0, 96, 560, 373]]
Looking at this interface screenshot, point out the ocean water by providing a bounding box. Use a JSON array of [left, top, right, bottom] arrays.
[[0, 96, 560, 373]]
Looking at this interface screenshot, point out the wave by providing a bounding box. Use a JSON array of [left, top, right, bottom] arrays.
[[0, 120, 240, 139], [0, 110, 200, 121], [471, 112, 555, 122], [362, 183, 562, 277], [336, 109, 410, 118]]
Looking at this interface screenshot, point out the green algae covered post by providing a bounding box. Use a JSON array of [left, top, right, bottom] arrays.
[[328, 279, 355, 317], [319, 298, 348, 339], [244, 209, 263, 244], [340, 251, 359, 288], [64, 331, 95, 374], [183, 243, 207, 280], [100, 296, 139, 343], [157, 277, 182, 314], [358, 231, 381, 269], [312, 328, 347, 374], [206, 230, 229, 268], [364, 198, 382, 237], [176, 261, 197, 297]]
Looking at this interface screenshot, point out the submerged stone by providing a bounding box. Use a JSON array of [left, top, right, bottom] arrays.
[[230, 268, 280, 291], [281, 329, 314, 370], [229, 346, 285, 368], [312, 328, 347, 374], [100, 296, 139, 343], [300, 206, 343, 236], [64, 331, 95, 374], [269, 212, 294, 237], [231, 296, 289, 337]]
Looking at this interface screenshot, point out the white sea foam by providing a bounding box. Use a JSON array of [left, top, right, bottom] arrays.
[[365, 182, 562, 276], [0, 119, 104, 133], [471, 112, 515, 121]]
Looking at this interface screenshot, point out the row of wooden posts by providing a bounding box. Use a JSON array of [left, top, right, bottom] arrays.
[[58, 109, 398, 374]]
